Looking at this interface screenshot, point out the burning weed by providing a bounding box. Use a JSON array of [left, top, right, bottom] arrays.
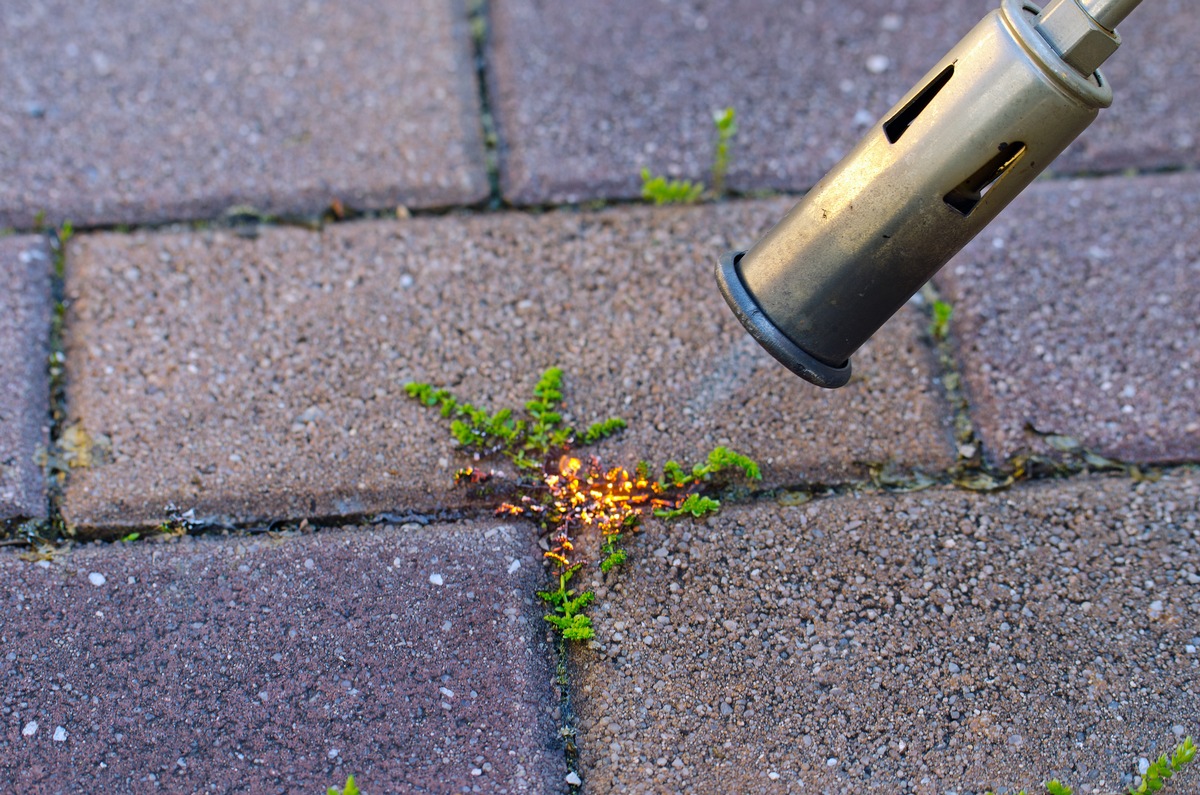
[[406, 367, 761, 641]]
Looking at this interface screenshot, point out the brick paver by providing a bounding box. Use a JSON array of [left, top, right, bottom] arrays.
[[570, 474, 1200, 794], [937, 171, 1200, 465], [61, 201, 954, 534], [0, 236, 51, 524], [488, 0, 1198, 205], [0, 521, 564, 792], [0, 0, 487, 229]]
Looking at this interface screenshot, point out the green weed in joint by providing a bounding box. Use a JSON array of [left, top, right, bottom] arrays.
[[984, 736, 1195, 795], [406, 367, 760, 641], [1130, 736, 1196, 794], [326, 774, 360, 795], [710, 107, 738, 197], [930, 298, 953, 340], [640, 169, 704, 205], [654, 493, 721, 520], [640, 107, 738, 204]]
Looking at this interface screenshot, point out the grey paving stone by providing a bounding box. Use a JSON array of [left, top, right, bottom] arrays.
[[488, 0, 1198, 205], [570, 473, 1200, 794], [1055, 0, 1200, 176], [61, 201, 954, 534], [0, 236, 51, 524], [0, 521, 563, 792], [0, 0, 487, 229], [936, 171, 1200, 465]]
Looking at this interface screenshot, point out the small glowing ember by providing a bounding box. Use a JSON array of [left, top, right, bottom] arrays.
[[454, 467, 493, 485]]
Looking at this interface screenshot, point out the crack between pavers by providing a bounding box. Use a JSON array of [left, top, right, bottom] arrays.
[[15, 454, 1200, 546], [466, 0, 503, 209], [551, 633, 585, 794], [20, 229, 71, 545], [4, 155, 1192, 239], [920, 281, 990, 472]]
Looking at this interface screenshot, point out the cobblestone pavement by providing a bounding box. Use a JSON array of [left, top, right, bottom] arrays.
[[2, 1, 1197, 792]]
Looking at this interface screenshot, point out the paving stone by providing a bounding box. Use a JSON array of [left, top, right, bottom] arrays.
[[61, 200, 953, 534], [488, 0, 1198, 205], [570, 473, 1200, 794], [0, 236, 51, 524], [0, 0, 487, 229], [1054, 0, 1200, 176], [0, 521, 563, 792], [936, 171, 1200, 465]]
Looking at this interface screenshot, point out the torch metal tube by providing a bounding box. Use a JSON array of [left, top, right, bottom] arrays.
[[716, 0, 1129, 388], [1079, 0, 1144, 28]]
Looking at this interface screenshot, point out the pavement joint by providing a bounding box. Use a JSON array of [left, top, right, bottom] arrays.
[[552, 634, 585, 794], [468, 0, 504, 208], [919, 281, 990, 470], [2, 163, 1190, 238]]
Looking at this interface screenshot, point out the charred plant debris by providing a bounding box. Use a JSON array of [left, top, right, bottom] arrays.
[[405, 367, 760, 641]]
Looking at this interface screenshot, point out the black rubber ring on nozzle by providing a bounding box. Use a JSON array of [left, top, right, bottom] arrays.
[[715, 250, 852, 389]]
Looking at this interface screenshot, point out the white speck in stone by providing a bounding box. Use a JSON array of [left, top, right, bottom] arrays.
[[88, 572, 106, 586], [328, 748, 339, 759], [440, 687, 455, 699], [853, 108, 874, 127], [768, 771, 781, 780], [565, 772, 582, 786], [471, 768, 483, 776], [304, 558, 315, 570], [880, 12, 903, 31], [22, 721, 38, 737], [258, 691, 268, 702], [1138, 757, 1150, 775], [1186, 645, 1197, 654], [826, 757, 838, 767], [393, 557, 402, 568], [507, 559, 521, 574], [429, 573, 444, 586], [866, 55, 890, 74], [53, 726, 67, 742]]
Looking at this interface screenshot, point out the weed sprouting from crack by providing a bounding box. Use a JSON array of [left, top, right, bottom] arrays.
[[1128, 737, 1197, 794], [405, 366, 760, 642], [641, 107, 738, 205], [326, 774, 360, 795], [916, 286, 1160, 496], [982, 735, 1196, 795]]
